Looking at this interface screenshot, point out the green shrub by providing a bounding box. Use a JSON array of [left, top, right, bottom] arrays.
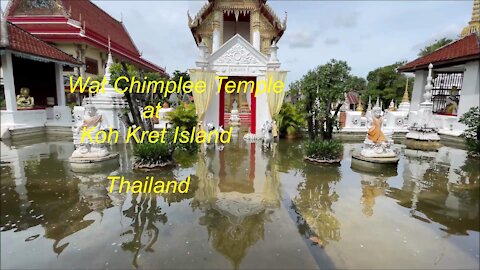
[[134, 136, 175, 164], [167, 103, 198, 131], [277, 103, 304, 137], [304, 139, 343, 160], [459, 106, 480, 157], [287, 126, 297, 135]]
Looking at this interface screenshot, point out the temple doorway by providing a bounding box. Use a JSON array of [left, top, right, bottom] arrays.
[[219, 76, 256, 133]]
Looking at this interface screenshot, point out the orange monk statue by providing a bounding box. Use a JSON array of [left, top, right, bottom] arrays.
[[367, 107, 386, 143]]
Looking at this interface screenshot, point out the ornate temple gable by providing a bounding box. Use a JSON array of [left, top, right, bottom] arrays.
[[7, 0, 66, 16], [188, 0, 287, 47], [208, 34, 268, 76]]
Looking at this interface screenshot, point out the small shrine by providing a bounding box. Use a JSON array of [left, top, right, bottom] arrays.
[[405, 64, 442, 151], [187, 0, 288, 135]]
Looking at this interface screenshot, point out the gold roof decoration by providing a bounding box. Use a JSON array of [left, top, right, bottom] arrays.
[[188, 0, 286, 31], [461, 0, 480, 37]]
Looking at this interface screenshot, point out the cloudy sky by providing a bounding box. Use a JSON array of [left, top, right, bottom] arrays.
[[1, 1, 474, 84]]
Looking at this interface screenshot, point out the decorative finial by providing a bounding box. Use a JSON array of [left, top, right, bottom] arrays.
[[108, 35, 111, 53], [283, 11, 288, 29], [187, 10, 193, 25], [423, 63, 434, 103], [367, 96, 372, 111], [375, 97, 380, 108]]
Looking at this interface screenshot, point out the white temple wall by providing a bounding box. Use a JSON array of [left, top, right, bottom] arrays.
[[458, 60, 480, 116], [255, 75, 271, 134], [204, 79, 220, 129], [1, 51, 17, 112], [410, 70, 428, 111]]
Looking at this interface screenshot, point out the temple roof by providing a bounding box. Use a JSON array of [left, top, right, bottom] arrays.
[[398, 33, 480, 72], [188, 0, 286, 34], [1, 21, 81, 66], [5, 0, 167, 75]]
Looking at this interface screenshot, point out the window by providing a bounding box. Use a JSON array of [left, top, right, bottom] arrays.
[[432, 73, 463, 115], [85, 57, 99, 75], [63, 65, 74, 72]]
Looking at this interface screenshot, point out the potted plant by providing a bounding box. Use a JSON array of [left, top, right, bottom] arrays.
[[304, 139, 343, 164], [133, 137, 176, 171]]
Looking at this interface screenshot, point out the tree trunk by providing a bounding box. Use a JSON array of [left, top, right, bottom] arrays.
[[121, 63, 147, 131], [307, 115, 315, 140]]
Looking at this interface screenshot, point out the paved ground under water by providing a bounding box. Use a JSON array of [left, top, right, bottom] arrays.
[[1, 135, 479, 269]]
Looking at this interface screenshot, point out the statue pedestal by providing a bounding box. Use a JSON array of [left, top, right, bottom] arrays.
[[352, 139, 399, 171], [360, 139, 397, 158], [405, 103, 442, 151], [69, 153, 119, 173], [352, 150, 399, 171], [229, 109, 241, 127]]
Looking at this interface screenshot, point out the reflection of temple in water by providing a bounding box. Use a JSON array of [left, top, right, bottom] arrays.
[[386, 148, 479, 235], [193, 142, 281, 268], [0, 140, 122, 255]]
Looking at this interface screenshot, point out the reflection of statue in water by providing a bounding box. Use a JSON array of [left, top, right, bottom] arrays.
[[360, 177, 389, 217], [16, 87, 34, 109], [71, 105, 110, 158], [367, 107, 386, 143]]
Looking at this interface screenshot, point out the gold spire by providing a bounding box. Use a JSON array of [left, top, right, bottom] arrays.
[[461, 0, 480, 37], [356, 95, 364, 112], [402, 77, 410, 103]]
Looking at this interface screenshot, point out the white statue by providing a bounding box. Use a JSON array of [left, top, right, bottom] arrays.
[[361, 107, 396, 158], [229, 99, 241, 126], [261, 120, 274, 149], [71, 105, 110, 158]]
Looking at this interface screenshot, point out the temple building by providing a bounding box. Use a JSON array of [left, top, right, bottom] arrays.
[[398, 0, 480, 136], [188, 0, 287, 134], [1, 15, 81, 139], [1, 0, 167, 139], [4, 0, 167, 107]]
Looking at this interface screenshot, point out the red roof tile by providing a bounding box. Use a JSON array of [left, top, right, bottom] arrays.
[[60, 0, 139, 56], [6, 0, 167, 75], [399, 34, 480, 72], [1, 21, 81, 65]]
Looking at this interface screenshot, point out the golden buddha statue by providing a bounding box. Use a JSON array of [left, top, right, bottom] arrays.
[[367, 107, 386, 143], [16, 87, 34, 109], [443, 86, 459, 115]]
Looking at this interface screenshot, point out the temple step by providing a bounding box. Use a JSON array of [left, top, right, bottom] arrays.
[[224, 112, 251, 124]]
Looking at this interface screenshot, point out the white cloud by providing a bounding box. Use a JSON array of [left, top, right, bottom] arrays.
[[287, 29, 320, 48], [334, 11, 359, 28]]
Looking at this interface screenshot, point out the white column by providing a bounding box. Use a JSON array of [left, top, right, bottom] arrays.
[[457, 60, 480, 117], [55, 63, 66, 106], [1, 52, 17, 111], [212, 29, 221, 53], [253, 31, 261, 51], [410, 70, 428, 111]]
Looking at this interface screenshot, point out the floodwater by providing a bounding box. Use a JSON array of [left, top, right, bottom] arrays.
[[1, 135, 479, 269]]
